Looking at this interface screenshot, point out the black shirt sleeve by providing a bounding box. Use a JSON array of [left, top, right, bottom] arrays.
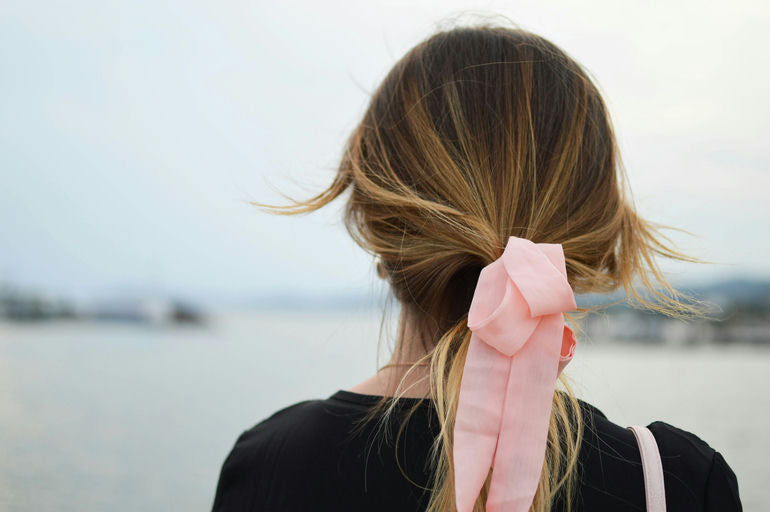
[[212, 430, 260, 512], [705, 451, 742, 512]]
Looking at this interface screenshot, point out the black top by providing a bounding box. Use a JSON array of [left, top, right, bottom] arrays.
[[212, 390, 742, 511]]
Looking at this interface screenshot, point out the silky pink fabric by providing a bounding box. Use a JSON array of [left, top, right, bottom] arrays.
[[453, 236, 577, 512]]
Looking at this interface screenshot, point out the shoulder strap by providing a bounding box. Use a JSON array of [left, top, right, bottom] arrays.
[[627, 425, 667, 512]]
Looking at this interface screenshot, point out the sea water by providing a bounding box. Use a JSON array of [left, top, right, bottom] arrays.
[[0, 309, 766, 511]]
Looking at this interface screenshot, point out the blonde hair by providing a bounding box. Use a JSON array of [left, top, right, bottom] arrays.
[[252, 21, 702, 512]]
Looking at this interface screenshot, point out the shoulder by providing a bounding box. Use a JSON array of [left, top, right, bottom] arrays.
[[212, 395, 408, 512], [225, 398, 350, 456], [211, 399, 340, 511], [646, 420, 742, 510], [574, 398, 742, 511]]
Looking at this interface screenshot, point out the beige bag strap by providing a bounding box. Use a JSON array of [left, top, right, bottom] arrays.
[[627, 425, 667, 512]]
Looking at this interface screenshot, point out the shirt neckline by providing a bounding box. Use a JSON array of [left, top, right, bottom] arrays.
[[329, 389, 434, 408], [329, 389, 606, 419]]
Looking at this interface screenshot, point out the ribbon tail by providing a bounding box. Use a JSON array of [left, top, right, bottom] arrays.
[[557, 323, 577, 375], [486, 314, 564, 512], [453, 331, 511, 512]]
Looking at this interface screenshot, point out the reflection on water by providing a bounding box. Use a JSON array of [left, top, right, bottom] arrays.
[[0, 310, 766, 511]]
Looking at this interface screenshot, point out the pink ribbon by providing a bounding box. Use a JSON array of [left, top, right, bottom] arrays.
[[453, 236, 578, 512]]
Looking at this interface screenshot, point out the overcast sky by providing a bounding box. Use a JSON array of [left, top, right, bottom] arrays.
[[1, 1, 768, 302]]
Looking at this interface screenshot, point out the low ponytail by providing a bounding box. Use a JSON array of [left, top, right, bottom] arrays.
[[422, 301, 584, 512]]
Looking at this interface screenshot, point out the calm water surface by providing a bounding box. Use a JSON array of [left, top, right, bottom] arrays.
[[0, 309, 766, 511]]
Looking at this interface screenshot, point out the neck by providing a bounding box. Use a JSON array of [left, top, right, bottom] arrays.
[[348, 306, 433, 399]]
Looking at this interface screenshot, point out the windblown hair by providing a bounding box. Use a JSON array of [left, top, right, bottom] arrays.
[[252, 21, 701, 512]]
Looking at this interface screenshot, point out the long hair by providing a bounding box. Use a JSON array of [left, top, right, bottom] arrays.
[[252, 21, 702, 512]]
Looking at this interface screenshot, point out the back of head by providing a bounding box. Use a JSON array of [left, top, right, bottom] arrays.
[[255, 20, 699, 512]]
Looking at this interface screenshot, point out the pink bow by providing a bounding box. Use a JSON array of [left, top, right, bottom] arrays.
[[453, 236, 578, 512]]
